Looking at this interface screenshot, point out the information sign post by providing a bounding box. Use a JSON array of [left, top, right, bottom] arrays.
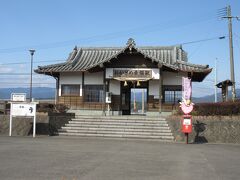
[[9, 102, 38, 138]]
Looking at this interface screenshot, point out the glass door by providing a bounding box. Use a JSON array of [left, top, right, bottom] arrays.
[[131, 88, 147, 115]]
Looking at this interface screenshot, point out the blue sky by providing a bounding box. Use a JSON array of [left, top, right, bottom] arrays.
[[0, 0, 239, 97]]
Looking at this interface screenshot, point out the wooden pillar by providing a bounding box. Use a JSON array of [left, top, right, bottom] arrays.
[[82, 72, 85, 108], [159, 68, 163, 114], [103, 69, 106, 115], [142, 89, 145, 113], [54, 76, 59, 105]]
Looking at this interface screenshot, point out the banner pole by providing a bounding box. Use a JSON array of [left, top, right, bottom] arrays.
[[9, 102, 12, 136]]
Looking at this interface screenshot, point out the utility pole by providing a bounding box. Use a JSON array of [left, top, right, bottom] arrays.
[[221, 5, 239, 101], [215, 58, 218, 103]]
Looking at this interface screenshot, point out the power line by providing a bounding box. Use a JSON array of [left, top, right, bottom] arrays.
[[0, 59, 65, 66], [0, 82, 55, 84], [0, 73, 47, 75], [178, 36, 226, 46], [0, 16, 216, 54], [0, 34, 225, 75], [0, 35, 226, 67]]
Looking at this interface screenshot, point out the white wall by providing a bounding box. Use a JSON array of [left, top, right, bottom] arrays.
[[59, 71, 104, 96], [59, 72, 82, 96], [149, 80, 159, 98], [59, 72, 82, 85], [163, 72, 186, 85], [84, 71, 104, 85], [58, 71, 187, 97], [109, 80, 120, 95], [149, 72, 187, 97]]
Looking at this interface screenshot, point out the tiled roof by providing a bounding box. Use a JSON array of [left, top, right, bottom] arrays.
[[35, 38, 212, 81]]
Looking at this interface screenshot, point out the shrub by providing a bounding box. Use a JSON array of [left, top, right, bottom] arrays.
[[37, 103, 69, 113], [176, 100, 240, 116], [54, 104, 69, 113], [194, 100, 240, 116]]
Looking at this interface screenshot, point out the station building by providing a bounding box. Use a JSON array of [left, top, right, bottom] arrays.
[[35, 38, 211, 115]]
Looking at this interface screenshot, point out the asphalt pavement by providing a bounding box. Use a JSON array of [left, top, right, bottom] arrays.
[[0, 136, 240, 180]]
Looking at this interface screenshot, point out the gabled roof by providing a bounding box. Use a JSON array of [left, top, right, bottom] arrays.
[[216, 79, 233, 88], [35, 38, 212, 81]]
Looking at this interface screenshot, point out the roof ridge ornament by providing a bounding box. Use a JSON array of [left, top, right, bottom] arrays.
[[126, 38, 136, 52]]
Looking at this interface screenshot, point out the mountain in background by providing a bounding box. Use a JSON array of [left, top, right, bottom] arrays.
[[192, 89, 240, 103], [0, 87, 55, 100], [0, 87, 239, 102]]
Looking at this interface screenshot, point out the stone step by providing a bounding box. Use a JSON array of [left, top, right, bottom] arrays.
[[71, 118, 167, 123], [59, 129, 173, 136], [68, 121, 169, 126], [58, 132, 174, 140], [58, 114, 174, 141], [61, 126, 172, 133], [65, 123, 170, 129], [74, 116, 166, 121]]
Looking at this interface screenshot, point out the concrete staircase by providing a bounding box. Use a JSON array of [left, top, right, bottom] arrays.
[[58, 116, 174, 141]]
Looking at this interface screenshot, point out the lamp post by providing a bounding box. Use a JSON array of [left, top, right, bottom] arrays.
[[29, 49, 35, 102]]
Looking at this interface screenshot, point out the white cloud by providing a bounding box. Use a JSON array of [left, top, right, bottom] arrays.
[[0, 65, 14, 73], [19, 64, 26, 69]]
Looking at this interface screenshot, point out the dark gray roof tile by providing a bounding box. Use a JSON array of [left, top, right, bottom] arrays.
[[35, 39, 211, 81]]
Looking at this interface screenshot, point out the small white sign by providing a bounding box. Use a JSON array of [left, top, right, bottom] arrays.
[[105, 92, 112, 103], [183, 118, 191, 126], [11, 103, 36, 117], [11, 93, 26, 102]]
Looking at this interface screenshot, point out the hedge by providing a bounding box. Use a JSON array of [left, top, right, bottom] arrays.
[[176, 100, 240, 116]]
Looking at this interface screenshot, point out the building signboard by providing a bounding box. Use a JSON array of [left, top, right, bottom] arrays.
[[113, 69, 152, 79], [105, 68, 159, 79], [11, 93, 26, 102]]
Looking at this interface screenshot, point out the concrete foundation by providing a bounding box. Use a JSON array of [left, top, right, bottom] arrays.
[[167, 115, 240, 144]]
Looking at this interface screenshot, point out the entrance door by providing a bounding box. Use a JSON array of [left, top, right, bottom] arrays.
[[121, 82, 131, 115], [131, 88, 147, 115], [120, 81, 148, 115]]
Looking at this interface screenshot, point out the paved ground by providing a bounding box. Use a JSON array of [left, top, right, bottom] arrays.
[[0, 136, 240, 180]]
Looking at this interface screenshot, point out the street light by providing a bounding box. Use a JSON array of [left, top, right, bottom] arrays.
[[29, 49, 35, 102]]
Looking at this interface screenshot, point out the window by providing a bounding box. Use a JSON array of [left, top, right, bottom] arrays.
[[164, 90, 182, 104], [61, 85, 80, 96], [165, 91, 175, 103], [175, 91, 182, 102], [84, 85, 104, 102]]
